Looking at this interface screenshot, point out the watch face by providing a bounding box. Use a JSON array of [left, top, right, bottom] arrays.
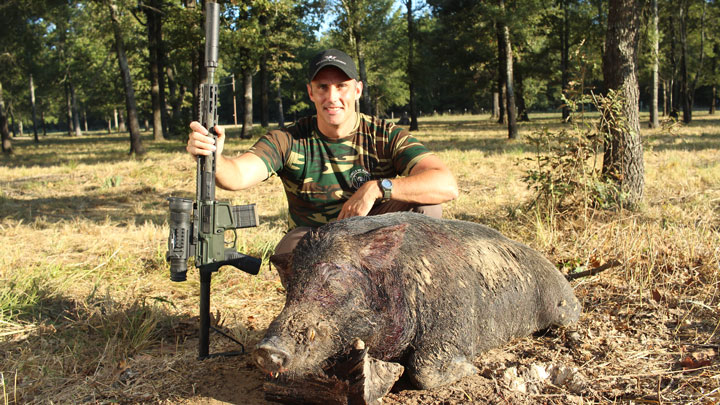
[[381, 179, 393, 189]]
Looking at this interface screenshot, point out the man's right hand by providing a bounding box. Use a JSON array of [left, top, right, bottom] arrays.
[[187, 121, 225, 158], [185, 121, 270, 191]]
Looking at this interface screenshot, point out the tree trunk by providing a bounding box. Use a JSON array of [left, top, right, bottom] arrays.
[[340, 0, 371, 114], [668, 13, 680, 118], [109, 1, 145, 155], [499, 0, 517, 139], [679, 0, 691, 123], [144, 0, 165, 140], [602, 0, 644, 207], [711, 44, 718, 115], [41, 110, 47, 136], [661, 79, 667, 116], [260, 54, 270, 128], [406, 0, 418, 131], [516, 71, 529, 122], [687, 0, 707, 122], [492, 92, 500, 119], [70, 82, 82, 137], [241, 67, 253, 139], [561, 0, 571, 121], [154, 0, 170, 135], [0, 82, 11, 154], [355, 34, 371, 115], [9, 109, 17, 137], [192, 47, 203, 123], [677, 0, 705, 124], [276, 76, 285, 128], [649, 0, 659, 128], [29, 74, 39, 142], [496, 23, 506, 125], [167, 65, 185, 130], [119, 109, 127, 132], [65, 81, 74, 136], [232, 74, 238, 126]]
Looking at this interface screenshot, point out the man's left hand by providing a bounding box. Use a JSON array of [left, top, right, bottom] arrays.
[[337, 180, 382, 220]]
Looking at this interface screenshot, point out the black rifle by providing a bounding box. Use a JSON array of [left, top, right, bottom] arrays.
[[166, 0, 261, 360]]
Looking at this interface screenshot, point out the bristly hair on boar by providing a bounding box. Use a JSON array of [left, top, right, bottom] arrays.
[[258, 212, 581, 401]]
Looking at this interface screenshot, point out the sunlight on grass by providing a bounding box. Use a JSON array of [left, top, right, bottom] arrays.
[[0, 113, 718, 403]]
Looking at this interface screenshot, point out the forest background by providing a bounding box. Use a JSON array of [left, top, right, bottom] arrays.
[[1, 0, 718, 150]]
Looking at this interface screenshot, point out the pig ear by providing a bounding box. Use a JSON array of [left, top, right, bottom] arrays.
[[270, 252, 294, 288], [358, 223, 408, 270]]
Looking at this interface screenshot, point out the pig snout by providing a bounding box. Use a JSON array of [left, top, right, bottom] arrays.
[[254, 338, 291, 374]]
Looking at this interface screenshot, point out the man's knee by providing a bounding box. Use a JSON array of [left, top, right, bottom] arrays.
[[273, 203, 442, 256], [412, 204, 442, 218], [274, 226, 312, 256], [369, 200, 443, 218]]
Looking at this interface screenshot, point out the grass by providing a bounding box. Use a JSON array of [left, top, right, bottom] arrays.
[[1, 112, 719, 403]]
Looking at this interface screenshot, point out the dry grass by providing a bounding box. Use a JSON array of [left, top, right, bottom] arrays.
[[0, 113, 718, 404]]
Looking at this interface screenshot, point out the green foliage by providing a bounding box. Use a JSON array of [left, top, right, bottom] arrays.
[[2, 0, 718, 144], [102, 175, 123, 188], [523, 89, 634, 214]]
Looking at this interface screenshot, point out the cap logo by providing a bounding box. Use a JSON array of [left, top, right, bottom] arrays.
[[318, 55, 347, 66]]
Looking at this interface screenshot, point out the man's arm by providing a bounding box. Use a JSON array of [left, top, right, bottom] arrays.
[[337, 154, 458, 220], [187, 121, 269, 191]]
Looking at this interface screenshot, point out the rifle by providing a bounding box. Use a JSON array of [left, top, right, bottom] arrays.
[[166, 0, 261, 360]]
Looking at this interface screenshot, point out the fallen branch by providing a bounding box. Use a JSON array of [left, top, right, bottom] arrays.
[[566, 259, 621, 280]]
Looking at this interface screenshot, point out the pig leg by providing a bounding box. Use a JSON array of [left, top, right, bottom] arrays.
[[329, 339, 404, 404], [406, 349, 479, 390]]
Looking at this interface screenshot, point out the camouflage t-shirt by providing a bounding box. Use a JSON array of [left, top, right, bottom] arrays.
[[248, 113, 431, 229]]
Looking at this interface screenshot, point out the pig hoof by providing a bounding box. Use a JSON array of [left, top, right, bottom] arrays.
[[341, 346, 403, 404], [410, 357, 479, 390]]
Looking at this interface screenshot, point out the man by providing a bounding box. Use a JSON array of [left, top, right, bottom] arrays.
[[187, 49, 458, 255]]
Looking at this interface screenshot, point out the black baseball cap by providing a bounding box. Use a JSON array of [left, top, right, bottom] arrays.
[[307, 49, 360, 82]]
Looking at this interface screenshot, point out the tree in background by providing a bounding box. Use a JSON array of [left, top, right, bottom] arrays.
[[710, 42, 719, 115], [498, 0, 517, 139], [333, 0, 397, 115], [678, 0, 706, 124], [404, 0, 419, 131], [649, 0, 659, 128], [2, 0, 718, 158], [107, 0, 145, 155], [138, 0, 169, 141], [0, 83, 11, 154], [224, 1, 264, 138], [602, 0, 644, 207], [559, 0, 571, 121]]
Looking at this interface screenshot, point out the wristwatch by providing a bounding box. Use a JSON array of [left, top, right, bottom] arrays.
[[379, 179, 393, 202]]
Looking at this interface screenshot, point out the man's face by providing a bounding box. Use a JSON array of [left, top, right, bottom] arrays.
[[307, 67, 362, 133]]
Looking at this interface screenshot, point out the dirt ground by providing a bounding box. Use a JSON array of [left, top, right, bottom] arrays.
[[132, 265, 718, 405]]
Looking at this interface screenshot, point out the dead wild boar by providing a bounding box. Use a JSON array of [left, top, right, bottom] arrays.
[[254, 212, 580, 402]]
